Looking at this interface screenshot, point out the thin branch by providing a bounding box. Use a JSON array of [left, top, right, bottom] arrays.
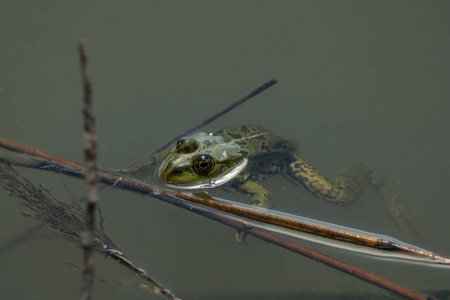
[[194, 206, 431, 300], [247, 228, 431, 300], [127, 79, 278, 170], [79, 41, 98, 300], [0, 140, 440, 299]]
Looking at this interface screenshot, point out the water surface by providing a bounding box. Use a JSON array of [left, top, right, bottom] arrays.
[[1, 1, 449, 299]]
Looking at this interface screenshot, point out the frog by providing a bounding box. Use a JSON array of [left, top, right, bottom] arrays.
[[156, 124, 375, 209], [123, 124, 417, 238]]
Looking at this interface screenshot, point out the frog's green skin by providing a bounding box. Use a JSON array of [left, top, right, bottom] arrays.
[[159, 124, 372, 209]]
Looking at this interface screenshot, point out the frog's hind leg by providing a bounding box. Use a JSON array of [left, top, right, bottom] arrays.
[[366, 171, 421, 240], [286, 154, 366, 205], [287, 154, 420, 239], [232, 180, 273, 209]]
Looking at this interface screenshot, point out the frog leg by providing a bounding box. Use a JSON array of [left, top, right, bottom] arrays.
[[367, 172, 421, 240], [235, 230, 250, 244], [286, 154, 366, 205], [232, 180, 273, 209], [233, 218, 259, 244], [287, 154, 420, 239]]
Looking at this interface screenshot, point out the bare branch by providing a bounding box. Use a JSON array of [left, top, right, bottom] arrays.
[[126, 79, 278, 171]]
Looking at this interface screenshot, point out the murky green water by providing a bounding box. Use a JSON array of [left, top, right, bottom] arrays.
[[1, 1, 449, 299]]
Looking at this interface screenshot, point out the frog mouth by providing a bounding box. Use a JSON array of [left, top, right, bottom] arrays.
[[165, 157, 248, 190]]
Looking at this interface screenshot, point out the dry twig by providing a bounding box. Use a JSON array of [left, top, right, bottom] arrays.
[[78, 41, 98, 300], [125, 79, 278, 171]]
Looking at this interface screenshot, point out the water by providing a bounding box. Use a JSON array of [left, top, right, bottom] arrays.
[[1, 1, 449, 299]]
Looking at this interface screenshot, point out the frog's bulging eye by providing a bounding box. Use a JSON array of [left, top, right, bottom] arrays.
[[177, 137, 199, 154], [193, 155, 215, 175]]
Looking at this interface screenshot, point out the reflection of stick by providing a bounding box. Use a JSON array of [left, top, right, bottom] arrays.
[[127, 79, 278, 169], [79, 41, 97, 300], [0, 222, 46, 256], [0, 140, 433, 300]]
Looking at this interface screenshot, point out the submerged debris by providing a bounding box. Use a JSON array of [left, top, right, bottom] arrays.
[[0, 164, 180, 300], [0, 164, 112, 250]]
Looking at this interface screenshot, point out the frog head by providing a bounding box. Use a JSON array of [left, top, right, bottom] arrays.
[[159, 132, 248, 189]]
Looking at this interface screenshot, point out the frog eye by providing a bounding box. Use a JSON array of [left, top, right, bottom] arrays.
[[177, 137, 199, 154], [193, 155, 215, 175]]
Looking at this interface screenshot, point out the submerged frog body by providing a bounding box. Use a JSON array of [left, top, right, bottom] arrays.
[[159, 125, 373, 209]]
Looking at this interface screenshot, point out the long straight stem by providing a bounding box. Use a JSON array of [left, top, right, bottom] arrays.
[[127, 79, 278, 169]]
